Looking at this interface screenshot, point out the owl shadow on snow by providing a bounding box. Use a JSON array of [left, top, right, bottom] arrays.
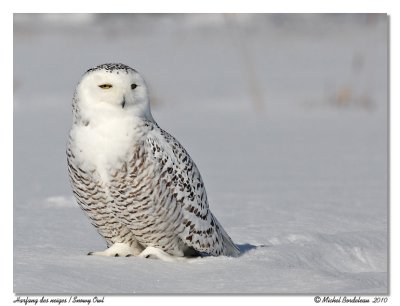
[[236, 243, 270, 256]]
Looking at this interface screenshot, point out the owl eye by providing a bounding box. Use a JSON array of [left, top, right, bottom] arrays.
[[131, 84, 138, 90], [98, 84, 113, 89]]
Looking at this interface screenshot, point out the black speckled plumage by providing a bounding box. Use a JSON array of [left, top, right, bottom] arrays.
[[86, 63, 137, 75]]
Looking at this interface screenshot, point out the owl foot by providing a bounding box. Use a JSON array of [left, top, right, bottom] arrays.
[[138, 246, 190, 262], [87, 242, 140, 257]]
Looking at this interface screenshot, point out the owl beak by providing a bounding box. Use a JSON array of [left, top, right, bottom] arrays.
[[121, 97, 126, 109]]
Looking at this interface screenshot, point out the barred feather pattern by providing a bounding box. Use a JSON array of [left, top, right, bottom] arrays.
[[67, 119, 240, 257], [67, 145, 140, 251]]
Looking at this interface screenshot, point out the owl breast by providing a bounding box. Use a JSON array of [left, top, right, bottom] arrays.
[[69, 116, 144, 182]]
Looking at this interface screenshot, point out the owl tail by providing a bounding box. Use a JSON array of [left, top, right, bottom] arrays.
[[216, 219, 241, 257]]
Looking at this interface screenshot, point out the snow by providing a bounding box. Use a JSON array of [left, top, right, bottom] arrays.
[[13, 14, 388, 294]]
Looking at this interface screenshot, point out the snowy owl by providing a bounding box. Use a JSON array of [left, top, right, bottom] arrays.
[[67, 63, 240, 260]]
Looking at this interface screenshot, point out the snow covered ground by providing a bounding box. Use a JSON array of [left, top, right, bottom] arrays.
[[13, 14, 388, 294]]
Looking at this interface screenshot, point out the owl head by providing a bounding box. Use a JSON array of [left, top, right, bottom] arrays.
[[73, 63, 153, 123]]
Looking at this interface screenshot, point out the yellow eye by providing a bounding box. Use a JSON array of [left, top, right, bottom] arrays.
[[98, 84, 113, 89]]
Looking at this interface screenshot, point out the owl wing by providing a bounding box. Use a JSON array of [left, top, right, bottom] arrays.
[[145, 125, 240, 257]]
